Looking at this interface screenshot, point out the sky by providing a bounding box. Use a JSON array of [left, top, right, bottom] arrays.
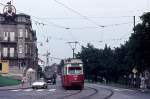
[[0, 0, 149, 64]]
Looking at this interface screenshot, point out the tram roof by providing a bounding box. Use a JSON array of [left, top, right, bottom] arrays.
[[64, 58, 83, 64]]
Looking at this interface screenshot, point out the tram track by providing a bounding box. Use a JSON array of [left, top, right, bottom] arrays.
[[57, 86, 98, 99], [85, 84, 114, 99], [57, 89, 82, 99], [80, 86, 98, 99], [28, 84, 113, 99]]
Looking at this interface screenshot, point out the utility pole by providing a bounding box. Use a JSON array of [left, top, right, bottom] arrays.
[[133, 16, 136, 36], [45, 37, 50, 67], [45, 51, 50, 67], [133, 16, 135, 31], [67, 41, 78, 58]]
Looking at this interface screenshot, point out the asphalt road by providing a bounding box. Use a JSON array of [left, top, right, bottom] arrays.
[[0, 76, 150, 99]]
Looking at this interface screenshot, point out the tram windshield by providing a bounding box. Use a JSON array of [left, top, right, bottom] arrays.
[[68, 67, 82, 74]]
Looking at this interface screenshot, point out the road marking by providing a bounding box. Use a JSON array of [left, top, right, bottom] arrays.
[[114, 88, 121, 91], [24, 89, 33, 92], [48, 89, 56, 92], [36, 89, 45, 91], [121, 89, 135, 91], [87, 83, 135, 92], [11, 89, 21, 92], [10, 88, 57, 92], [113, 88, 134, 92]]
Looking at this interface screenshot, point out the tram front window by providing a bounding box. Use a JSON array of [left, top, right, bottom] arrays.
[[68, 67, 82, 74]]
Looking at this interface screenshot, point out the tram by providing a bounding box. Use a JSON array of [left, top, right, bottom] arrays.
[[61, 58, 84, 90]]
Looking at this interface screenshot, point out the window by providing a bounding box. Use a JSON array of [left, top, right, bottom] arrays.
[[25, 44, 28, 53], [10, 48, 14, 57], [0, 63, 2, 71], [68, 67, 82, 74], [18, 45, 23, 53], [18, 29, 23, 37], [9, 32, 15, 41], [29, 34, 32, 40], [3, 32, 8, 41], [3, 47, 8, 57], [25, 29, 28, 38]]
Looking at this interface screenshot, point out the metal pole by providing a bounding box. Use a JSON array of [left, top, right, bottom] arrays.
[[67, 41, 78, 58], [133, 16, 135, 33], [30, 72, 31, 86], [73, 48, 75, 58]]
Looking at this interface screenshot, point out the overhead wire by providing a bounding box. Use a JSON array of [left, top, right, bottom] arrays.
[[36, 16, 133, 20], [0, 2, 138, 30], [53, 0, 105, 28], [0, 2, 134, 47]]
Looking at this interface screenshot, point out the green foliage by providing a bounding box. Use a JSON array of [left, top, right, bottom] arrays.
[[0, 75, 21, 87], [77, 12, 150, 83]]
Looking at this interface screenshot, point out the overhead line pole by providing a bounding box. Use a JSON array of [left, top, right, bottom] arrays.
[[133, 16, 135, 33], [67, 41, 78, 59]]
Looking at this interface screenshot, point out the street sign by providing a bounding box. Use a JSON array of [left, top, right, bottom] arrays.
[[132, 67, 138, 74]]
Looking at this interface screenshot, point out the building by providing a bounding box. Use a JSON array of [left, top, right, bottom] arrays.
[[0, 2, 38, 78], [38, 58, 45, 71]]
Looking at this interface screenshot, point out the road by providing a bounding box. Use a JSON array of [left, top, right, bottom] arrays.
[[0, 76, 150, 99]]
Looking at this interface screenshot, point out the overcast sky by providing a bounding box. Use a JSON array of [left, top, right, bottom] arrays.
[[0, 0, 149, 64]]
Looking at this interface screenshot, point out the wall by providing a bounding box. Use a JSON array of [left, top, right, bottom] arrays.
[[0, 60, 9, 74]]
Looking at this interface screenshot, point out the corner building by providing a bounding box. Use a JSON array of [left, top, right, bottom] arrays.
[[0, 3, 38, 78]]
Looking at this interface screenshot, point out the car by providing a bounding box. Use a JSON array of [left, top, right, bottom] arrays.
[[32, 79, 48, 89]]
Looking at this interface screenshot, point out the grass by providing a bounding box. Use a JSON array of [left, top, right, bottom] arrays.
[[0, 75, 21, 87]]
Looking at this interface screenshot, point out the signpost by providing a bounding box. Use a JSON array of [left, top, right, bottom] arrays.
[[132, 67, 138, 87]]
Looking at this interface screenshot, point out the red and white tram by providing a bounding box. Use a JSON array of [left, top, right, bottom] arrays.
[[61, 59, 84, 90]]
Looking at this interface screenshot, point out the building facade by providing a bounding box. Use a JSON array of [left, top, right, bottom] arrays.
[[0, 2, 38, 78]]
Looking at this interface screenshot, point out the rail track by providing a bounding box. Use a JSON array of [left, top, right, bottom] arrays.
[[57, 86, 98, 99]]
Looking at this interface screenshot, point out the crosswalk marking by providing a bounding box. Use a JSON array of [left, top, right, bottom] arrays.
[[24, 89, 33, 91], [48, 89, 56, 92], [10, 88, 56, 92], [11, 89, 21, 92], [36, 89, 45, 91]]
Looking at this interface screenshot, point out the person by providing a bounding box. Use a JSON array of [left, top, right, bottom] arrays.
[[21, 78, 24, 87], [21, 76, 26, 88], [140, 76, 146, 92], [53, 73, 56, 84]]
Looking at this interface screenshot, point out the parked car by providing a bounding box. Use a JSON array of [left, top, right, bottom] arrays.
[[32, 79, 48, 89]]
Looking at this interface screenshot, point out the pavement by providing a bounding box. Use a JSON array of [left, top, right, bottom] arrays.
[[0, 82, 31, 91], [95, 82, 150, 93], [1, 81, 150, 93]]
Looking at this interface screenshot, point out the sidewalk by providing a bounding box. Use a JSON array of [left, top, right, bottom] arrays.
[[0, 82, 31, 91], [88, 81, 150, 93]]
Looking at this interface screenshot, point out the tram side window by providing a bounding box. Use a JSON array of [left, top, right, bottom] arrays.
[[64, 67, 67, 74], [68, 67, 82, 74], [0, 63, 2, 71]]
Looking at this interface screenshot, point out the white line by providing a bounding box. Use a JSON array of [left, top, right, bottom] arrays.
[[113, 88, 134, 92], [10, 89, 21, 92], [87, 83, 135, 92], [114, 88, 120, 91], [36, 89, 45, 92], [48, 89, 56, 92], [24, 89, 33, 92]]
